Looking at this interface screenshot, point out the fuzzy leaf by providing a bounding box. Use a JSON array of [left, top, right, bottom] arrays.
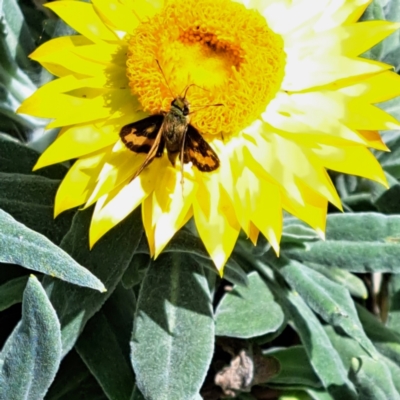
[[0, 275, 28, 311], [0, 208, 105, 291], [305, 262, 367, 299], [286, 213, 400, 273], [388, 274, 400, 332], [350, 356, 400, 399], [76, 285, 135, 400], [267, 346, 321, 388], [0, 135, 66, 179], [356, 304, 400, 366], [131, 253, 214, 400], [270, 256, 376, 356], [43, 207, 143, 356], [215, 271, 284, 338], [46, 350, 108, 400], [0, 275, 62, 399], [277, 287, 357, 399], [0, 172, 73, 244], [325, 324, 400, 396]]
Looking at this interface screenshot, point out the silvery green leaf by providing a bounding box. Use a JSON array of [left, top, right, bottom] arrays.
[[131, 253, 214, 400], [286, 213, 400, 273], [0, 208, 105, 291], [215, 271, 284, 338], [0, 275, 61, 399], [43, 207, 143, 356]]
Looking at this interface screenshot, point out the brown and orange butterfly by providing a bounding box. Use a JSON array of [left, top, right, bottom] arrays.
[[119, 67, 221, 182]]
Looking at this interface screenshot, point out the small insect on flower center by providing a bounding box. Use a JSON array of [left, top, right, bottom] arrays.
[[126, 0, 286, 138]]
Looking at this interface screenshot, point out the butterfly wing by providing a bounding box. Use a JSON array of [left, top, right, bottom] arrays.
[[184, 125, 220, 172], [120, 115, 165, 156], [120, 114, 166, 180]]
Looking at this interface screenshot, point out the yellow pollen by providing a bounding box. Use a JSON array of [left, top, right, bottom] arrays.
[[126, 0, 286, 137]]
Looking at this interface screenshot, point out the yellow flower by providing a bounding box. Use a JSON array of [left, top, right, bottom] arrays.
[[18, 0, 400, 273]]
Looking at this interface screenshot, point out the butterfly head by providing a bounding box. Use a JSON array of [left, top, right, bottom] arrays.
[[171, 97, 190, 116]]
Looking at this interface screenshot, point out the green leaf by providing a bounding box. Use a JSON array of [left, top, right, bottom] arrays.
[[131, 385, 146, 400], [349, 356, 400, 399], [267, 346, 321, 388], [0, 208, 105, 291], [374, 184, 400, 214], [193, 254, 249, 287], [215, 271, 284, 338], [0, 135, 66, 179], [0, 275, 62, 399], [0, 275, 28, 311], [388, 274, 400, 332], [122, 253, 150, 289], [0, 0, 36, 71], [286, 213, 400, 273], [356, 304, 400, 366], [76, 285, 135, 400], [269, 256, 376, 356], [46, 350, 108, 400], [0, 172, 73, 244], [305, 262, 367, 299], [305, 389, 333, 400], [131, 252, 214, 400], [325, 323, 400, 396], [43, 207, 143, 356], [278, 288, 357, 399]]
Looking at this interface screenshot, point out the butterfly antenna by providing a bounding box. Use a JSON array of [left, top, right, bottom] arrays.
[[189, 103, 224, 115], [155, 59, 175, 98], [181, 83, 211, 99]]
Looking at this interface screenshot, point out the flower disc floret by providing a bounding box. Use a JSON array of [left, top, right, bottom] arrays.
[[126, 0, 286, 137]]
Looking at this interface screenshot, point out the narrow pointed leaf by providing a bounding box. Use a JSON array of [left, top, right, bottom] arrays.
[[388, 274, 400, 332], [350, 356, 400, 399], [76, 285, 135, 400], [0, 275, 62, 399], [356, 304, 400, 366], [0, 172, 73, 244], [267, 346, 321, 388], [131, 253, 214, 400], [215, 271, 284, 338], [46, 350, 108, 400], [287, 213, 400, 273], [305, 262, 367, 299], [0, 208, 105, 291], [0, 135, 66, 179], [269, 282, 358, 399], [43, 207, 143, 356], [269, 256, 377, 356]]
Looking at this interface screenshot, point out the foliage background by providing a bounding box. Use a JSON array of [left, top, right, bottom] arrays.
[[2, 0, 400, 399]]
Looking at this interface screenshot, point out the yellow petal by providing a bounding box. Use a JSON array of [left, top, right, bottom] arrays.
[[153, 166, 198, 257], [54, 149, 110, 216], [35, 122, 114, 169], [193, 175, 240, 274], [250, 178, 282, 255], [283, 55, 391, 91], [282, 187, 328, 239], [92, 0, 140, 35], [30, 35, 92, 62], [45, 1, 119, 43], [84, 141, 148, 208], [33, 88, 131, 128], [89, 169, 154, 247], [243, 129, 342, 209], [312, 144, 388, 187], [340, 71, 400, 103], [142, 195, 156, 257], [263, 92, 392, 150]]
